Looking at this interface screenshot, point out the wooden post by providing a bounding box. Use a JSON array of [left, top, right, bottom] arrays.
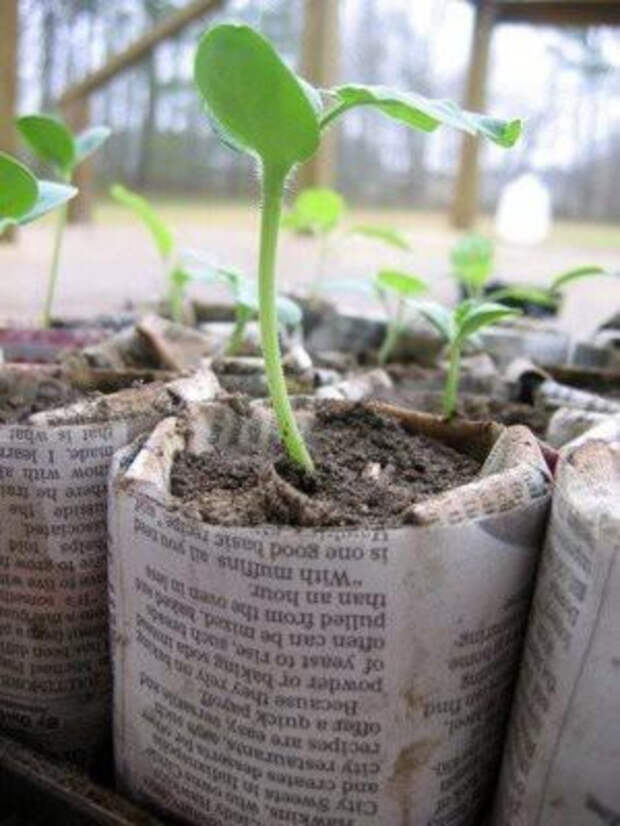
[[62, 97, 93, 223], [298, 0, 340, 190], [0, 0, 18, 242], [451, 0, 495, 229]]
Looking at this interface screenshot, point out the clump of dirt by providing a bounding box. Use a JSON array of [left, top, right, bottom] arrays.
[[170, 403, 482, 528], [0, 372, 85, 424], [371, 386, 550, 439]]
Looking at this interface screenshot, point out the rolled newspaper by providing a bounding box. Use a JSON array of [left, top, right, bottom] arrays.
[[491, 439, 620, 826], [109, 399, 552, 825], [0, 368, 220, 764]]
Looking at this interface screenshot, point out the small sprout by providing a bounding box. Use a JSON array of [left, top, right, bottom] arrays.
[[374, 270, 427, 365], [415, 299, 520, 417], [186, 260, 302, 356], [488, 265, 607, 313], [0, 151, 76, 235], [350, 224, 411, 251], [17, 114, 110, 327], [451, 234, 494, 299], [282, 187, 345, 297], [194, 22, 521, 470], [110, 184, 190, 323]]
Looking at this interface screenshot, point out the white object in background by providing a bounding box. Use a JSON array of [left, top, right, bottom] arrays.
[[495, 173, 552, 245]]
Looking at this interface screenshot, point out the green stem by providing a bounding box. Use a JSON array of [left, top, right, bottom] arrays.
[[226, 307, 248, 356], [378, 297, 404, 365], [168, 280, 183, 323], [259, 163, 314, 472], [443, 341, 461, 418], [42, 201, 67, 328]]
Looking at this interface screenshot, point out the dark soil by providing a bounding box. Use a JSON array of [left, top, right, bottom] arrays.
[[0, 372, 85, 424], [170, 403, 483, 528], [370, 386, 551, 439]]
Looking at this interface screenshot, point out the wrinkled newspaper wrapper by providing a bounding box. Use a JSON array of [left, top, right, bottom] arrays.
[[491, 438, 620, 825], [110, 399, 551, 825], [0, 369, 219, 764]]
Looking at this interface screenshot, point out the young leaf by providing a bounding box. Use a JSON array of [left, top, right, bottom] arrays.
[[75, 126, 112, 164], [110, 184, 175, 261], [456, 302, 520, 343], [487, 284, 559, 308], [17, 115, 76, 176], [551, 265, 605, 291], [194, 23, 320, 173], [0, 151, 38, 220], [282, 187, 344, 234], [20, 181, 78, 225], [375, 269, 427, 296], [451, 234, 494, 293], [321, 84, 523, 147], [412, 300, 455, 343], [350, 224, 411, 251], [276, 295, 303, 327]]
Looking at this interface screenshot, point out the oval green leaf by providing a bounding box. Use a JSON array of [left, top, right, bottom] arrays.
[[75, 125, 111, 164], [194, 24, 320, 172], [551, 265, 606, 292], [451, 234, 494, 290], [412, 300, 455, 343], [17, 114, 76, 175], [110, 184, 174, 261], [375, 269, 427, 296], [0, 151, 38, 220], [282, 187, 344, 235], [322, 84, 522, 148], [350, 224, 411, 251], [456, 302, 520, 343]]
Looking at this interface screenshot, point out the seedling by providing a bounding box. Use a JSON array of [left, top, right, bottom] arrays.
[[0, 152, 76, 235], [16, 114, 110, 327], [282, 187, 344, 297], [415, 299, 520, 417], [194, 22, 521, 470], [375, 270, 427, 364], [185, 259, 302, 356], [451, 234, 494, 299], [110, 184, 195, 323], [487, 265, 606, 313]]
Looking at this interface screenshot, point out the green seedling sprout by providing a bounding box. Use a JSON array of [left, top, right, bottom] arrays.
[[184, 259, 302, 356], [110, 184, 195, 323], [282, 187, 344, 298], [375, 270, 428, 364], [0, 151, 77, 236], [16, 115, 110, 327], [451, 234, 494, 299], [415, 299, 520, 417], [194, 22, 522, 470], [487, 265, 607, 312]]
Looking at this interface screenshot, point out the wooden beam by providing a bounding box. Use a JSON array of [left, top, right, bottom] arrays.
[[496, 1, 620, 26], [59, 0, 224, 107], [298, 0, 340, 189], [0, 0, 18, 243], [451, 0, 495, 230]]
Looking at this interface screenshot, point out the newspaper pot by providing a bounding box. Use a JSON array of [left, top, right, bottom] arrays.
[[109, 398, 552, 826], [492, 439, 620, 826], [0, 367, 220, 767], [478, 319, 570, 369], [0, 327, 109, 364]]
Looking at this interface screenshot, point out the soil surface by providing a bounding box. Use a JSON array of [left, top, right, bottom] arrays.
[[0, 372, 85, 424], [370, 386, 551, 439], [170, 403, 482, 528]]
